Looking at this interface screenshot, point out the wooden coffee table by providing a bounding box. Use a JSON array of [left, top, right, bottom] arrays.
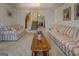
[[31, 33, 51, 56]]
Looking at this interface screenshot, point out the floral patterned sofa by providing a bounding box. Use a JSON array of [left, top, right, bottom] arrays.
[[0, 24, 26, 41], [48, 25, 79, 56]]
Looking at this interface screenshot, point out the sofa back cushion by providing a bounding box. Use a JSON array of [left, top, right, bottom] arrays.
[[66, 26, 72, 36], [56, 25, 70, 35], [52, 25, 59, 32], [67, 27, 77, 38], [57, 25, 62, 33], [52, 25, 79, 38], [75, 29, 79, 38], [63, 26, 69, 35]]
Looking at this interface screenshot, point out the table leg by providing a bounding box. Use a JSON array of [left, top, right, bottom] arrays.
[[44, 51, 49, 56], [46, 51, 49, 56], [32, 51, 35, 56]]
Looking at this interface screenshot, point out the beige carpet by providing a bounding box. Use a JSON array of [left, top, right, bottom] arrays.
[[0, 32, 64, 56], [0, 32, 33, 56]]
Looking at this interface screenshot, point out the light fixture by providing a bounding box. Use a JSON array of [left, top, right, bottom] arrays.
[[31, 3, 40, 7], [38, 14, 41, 17]]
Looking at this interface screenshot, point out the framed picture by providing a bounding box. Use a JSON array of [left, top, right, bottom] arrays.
[[63, 7, 71, 21], [74, 3, 79, 20], [7, 10, 12, 17]]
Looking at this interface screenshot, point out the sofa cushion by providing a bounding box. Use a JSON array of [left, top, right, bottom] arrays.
[[51, 30, 70, 41], [76, 29, 79, 38], [51, 25, 59, 32], [0, 27, 8, 31], [59, 25, 67, 34], [68, 27, 78, 38], [66, 27, 72, 36], [63, 26, 70, 35], [57, 25, 62, 33]]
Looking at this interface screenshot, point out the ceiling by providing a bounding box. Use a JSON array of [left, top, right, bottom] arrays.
[[9, 3, 64, 10]]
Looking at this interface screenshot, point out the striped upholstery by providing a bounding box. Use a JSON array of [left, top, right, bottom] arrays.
[[48, 25, 79, 56], [0, 24, 26, 41], [1, 31, 16, 41]]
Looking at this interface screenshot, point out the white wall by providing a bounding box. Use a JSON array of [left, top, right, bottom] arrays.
[[0, 4, 17, 26], [16, 9, 54, 31], [1, 3, 79, 30], [54, 3, 79, 27]]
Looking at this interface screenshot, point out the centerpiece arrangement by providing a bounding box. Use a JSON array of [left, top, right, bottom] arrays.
[[37, 27, 43, 43]]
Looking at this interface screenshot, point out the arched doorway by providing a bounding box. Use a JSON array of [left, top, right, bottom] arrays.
[[25, 13, 30, 29], [25, 12, 45, 31]]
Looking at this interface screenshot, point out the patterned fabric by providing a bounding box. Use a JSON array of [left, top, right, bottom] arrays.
[[0, 24, 26, 41], [1, 31, 16, 41], [68, 27, 78, 38], [48, 25, 79, 56]]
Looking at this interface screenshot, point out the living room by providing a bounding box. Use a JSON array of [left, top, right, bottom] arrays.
[[0, 3, 79, 56]]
